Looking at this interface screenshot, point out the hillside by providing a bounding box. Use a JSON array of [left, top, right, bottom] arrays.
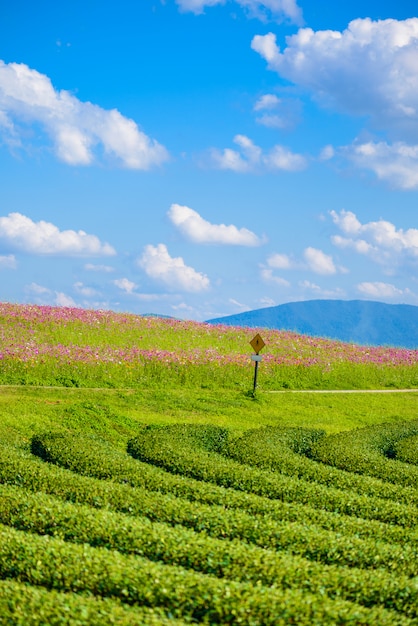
[[206, 300, 418, 349]]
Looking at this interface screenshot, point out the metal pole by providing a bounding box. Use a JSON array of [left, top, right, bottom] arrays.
[[253, 358, 259, 393]]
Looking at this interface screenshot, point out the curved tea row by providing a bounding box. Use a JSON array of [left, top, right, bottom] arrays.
[[0, 420, 417, 625]]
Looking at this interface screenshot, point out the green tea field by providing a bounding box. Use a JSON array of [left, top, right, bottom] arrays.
[[0, 303, 417, 625]]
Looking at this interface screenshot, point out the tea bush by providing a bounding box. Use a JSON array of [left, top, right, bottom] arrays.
[[395, 435, 418, 466], [127, 424, 418, 526], [0, 524, 413, 625], [311, 420, 418, 487], [2, 440, 413, 551], [0, 483, 417, 618]]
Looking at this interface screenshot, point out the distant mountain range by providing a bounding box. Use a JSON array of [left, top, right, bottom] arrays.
[[206, 300, 418, 349]]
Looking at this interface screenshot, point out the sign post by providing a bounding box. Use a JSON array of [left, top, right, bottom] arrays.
[[249, 333, 265, 394]]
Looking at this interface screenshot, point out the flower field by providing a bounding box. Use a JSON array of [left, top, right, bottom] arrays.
[[0, 302, 418, 389], [0, 302, 418, 624]]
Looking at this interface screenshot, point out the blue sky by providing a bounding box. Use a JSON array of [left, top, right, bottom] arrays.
[[1, 0, 418, 321]]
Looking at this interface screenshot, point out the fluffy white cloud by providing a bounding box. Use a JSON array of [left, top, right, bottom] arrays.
[[168, 203, 262, 246], [344, 141, 418, 189], [176, 0, 303, 23], [138, 243, 210, 292], [331, 210, 418, 264], [0, 212, 116, 256], [251, 18, 418, 135], [25, 282, 77, 307], [266, 252, 293, 269], [113, 278, 137, 294], [54, 292, 77, 307], [303, 247, 337, 275], [210, 134, 306, 172], [357, 281, 410, 299], [265, 247, 342, 275], [0, 61, 169, 168], [330, 209, 362, 235], [0, 254, 16, 269]]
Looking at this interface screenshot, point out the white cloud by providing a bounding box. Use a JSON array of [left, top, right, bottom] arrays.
[[256, 114, 287, 129], [73, 282, 100, 297], [265, 248, 342, 276], [254, 94, 280, 110], [229, 298, 249, 310], [0, 60, 169, 168], [209, 134, 306, 172], [332, 235, 375, 256], [266, 252, 293, 269], [84, 263, 115, 273], [299, 280, 345, 298], [251, 18, 418, 137], [303, 247, 337, 275], [176, 0, 303, 23], [113, 278, 137, 294], [176, 0, 222, 13], [260, 268, 290, 286], [330, 210, 418, 265], [357, 281, 410, 299], [264, 145, 306, 170], [330, 209, 362, 235], [26, 282, 50, 295], [344, 141, 418, 189], [0, 212, 116, 256], [168, 203, 262, 246], [253, 94, 301, 130], [138, 243, 210, 292], [319, 145, 335, 161], [25, 282, 77, 307], [0, 254, 16, 269], [259, 296, 276, 307], [55, 292, 77, 307]]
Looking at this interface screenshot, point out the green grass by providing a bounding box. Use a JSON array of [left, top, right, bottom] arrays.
[[1, 385, 418, 448]]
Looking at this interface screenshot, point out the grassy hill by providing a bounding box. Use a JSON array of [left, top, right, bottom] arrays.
[[206, 299, 418, 349]]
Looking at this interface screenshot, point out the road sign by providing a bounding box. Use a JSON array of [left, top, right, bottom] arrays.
[[250, 333, 265, 354]]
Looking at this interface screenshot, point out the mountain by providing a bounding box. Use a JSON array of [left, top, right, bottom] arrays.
[[206, 300, 418, 349]]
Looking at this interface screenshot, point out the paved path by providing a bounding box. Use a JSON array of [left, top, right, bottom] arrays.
[[268, 389, 418, 393]]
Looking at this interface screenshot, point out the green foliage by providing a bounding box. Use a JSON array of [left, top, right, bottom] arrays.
[[0, 579, 187, 625], [0, 524, 413, 625], [127, 424, 418, 526], [0, 482, 417, 618], [311, 420, 418, 487], [2, 439, 413, 553], [222, 425, 417, 505], [395, 435, 418, 465]]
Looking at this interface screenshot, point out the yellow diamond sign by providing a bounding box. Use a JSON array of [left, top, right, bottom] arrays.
[[250, 333, 265, 354]]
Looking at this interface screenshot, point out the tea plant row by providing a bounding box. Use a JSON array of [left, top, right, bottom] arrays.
[[0, 419, 417, 624]]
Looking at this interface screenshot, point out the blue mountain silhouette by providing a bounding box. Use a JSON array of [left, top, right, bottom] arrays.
[[206, 300, 418, 349]]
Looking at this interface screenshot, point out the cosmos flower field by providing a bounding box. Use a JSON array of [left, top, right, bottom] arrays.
[[0, 302, 417, 390]]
